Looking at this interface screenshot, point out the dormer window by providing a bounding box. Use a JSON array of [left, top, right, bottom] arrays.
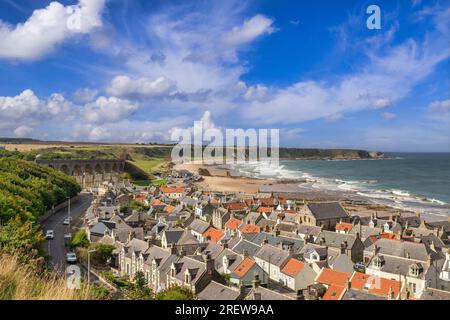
[[383, 222, 390, 232], [409, 264, 420, 277], [369, 220, 375, 228]]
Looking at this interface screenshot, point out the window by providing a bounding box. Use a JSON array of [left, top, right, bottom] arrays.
[[185, 274, 190, 284], [171, 268, 175, 277], [408, 282, 417, 293], [409, 265, 419, 277]]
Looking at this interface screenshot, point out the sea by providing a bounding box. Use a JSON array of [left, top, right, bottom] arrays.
[[230, 153, 450, 220]]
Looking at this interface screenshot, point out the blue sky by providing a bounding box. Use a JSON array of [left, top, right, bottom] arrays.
[[0, 0, 449, 151]]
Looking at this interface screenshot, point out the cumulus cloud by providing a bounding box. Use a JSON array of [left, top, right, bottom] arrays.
[[14, 125, 33, 138], [222, 14, 276, 46], [428, 99, 450, 113], [82, 96, 139, 124], [107, 75, 175, 100], [72, 88, 98, 103], [0, 0, 105, 60]]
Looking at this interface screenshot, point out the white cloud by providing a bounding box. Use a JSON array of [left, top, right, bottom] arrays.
[[107, 75, 175, 99], [82, 96, 139, 124], [73, 88, 98, 103], [0, 0, 105, 60], [14, 125, 33, 138], [372, 98, 392, 109], [222, 14, 276, 46], [428, 99, 450, 113]]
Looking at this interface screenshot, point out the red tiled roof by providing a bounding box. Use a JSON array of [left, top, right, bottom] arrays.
[[322, 284, 346, 300], [225, 202, 248, 211], [151, 199, 166, 206], [225, 217, 242, 230], [160, 187, 185, 193], [202, 227, 225, 243], [256, 198, 275, 206], [281, 258, 305, 278], [164, 205, 175, 213], [350, 272, 401, 298], [257, 206, 273, 213], [335, 222, 353, 232], [379, 232, 399, 240], [316, 268, 352, 287], [240, 224, 260, 234], [233, 257, 255, 277]]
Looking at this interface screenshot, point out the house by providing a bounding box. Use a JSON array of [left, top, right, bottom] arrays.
[[301, 202, 350, 230], [315, 268, 352, 300], [254, 244, 291, 283], [160, 186, 185, 199], [349, 272, 402, 299], [280, 258, 317, 291], [335, 222, 354, 234], [239, 224, 260, 235], [114, 194, 133, 206], [202, 226, 225, 243], [224, 217, 242, 236], [230, 257, 268, 287], [188, 218, 211, 241], [365, 253, 439, 298], [195, 201, 216, 219], [118, 238, 150, 278], [164, 253, 224, 294], [316, 230, 364, 263]]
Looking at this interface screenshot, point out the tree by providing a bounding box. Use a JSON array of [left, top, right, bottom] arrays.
[[70, 229, 89, 248], [128, 271, 153, 300], [88, 243, 115, 265], [156, 285, 195, 300]]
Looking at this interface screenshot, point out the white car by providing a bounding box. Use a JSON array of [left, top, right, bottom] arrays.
[[45, 230, 54, 240], [66, 252, 77, 263], [63, 218, 70, 225]]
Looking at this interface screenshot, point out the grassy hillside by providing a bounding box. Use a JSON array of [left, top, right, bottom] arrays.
[[0, 252, 106, 300], [0, 155, 81, 224]]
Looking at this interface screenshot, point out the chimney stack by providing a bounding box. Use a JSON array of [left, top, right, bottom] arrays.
[[252, 274, 261, 290]]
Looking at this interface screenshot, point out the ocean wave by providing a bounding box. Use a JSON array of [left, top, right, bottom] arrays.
[[229, 161, 449, 214]]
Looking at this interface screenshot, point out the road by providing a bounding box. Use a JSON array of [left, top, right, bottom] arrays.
[[42, 192, 97, 281]]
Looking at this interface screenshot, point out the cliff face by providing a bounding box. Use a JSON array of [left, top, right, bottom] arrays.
[[278, 148, 384, 160]]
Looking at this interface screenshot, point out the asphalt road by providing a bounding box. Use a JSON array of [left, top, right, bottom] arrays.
[[42, 192, 97, 280]]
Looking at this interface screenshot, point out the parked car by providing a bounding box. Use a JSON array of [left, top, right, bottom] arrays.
[[66, 252, 77, 264], [45, 230, 54, 240], [354, 262, 366, 272], [64, 234, 72, 247], [63, 218, 70, 225]]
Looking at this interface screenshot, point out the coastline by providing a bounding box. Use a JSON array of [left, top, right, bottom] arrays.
[[174, 161, 450, 223]]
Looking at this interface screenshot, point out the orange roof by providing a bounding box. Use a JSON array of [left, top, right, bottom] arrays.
[[322, 284, 346, 300], [257, 206, 273, 213], [232, 257, 255, 277], [281, 258, 305, 278], [256, 198, 275, 206], [160, 187, 185, 194], [202, 227, 224, 243], [151, 199, 166, 206], [380, 232, 399, 240], [224, 217, 242, 230], [240, 224, 260, 234], [335, 222, 353, 232], [350, 272, 401, 298], [164, 205, 175, 213], [316, 268, 352, 287], [225, 202, 248, 211]]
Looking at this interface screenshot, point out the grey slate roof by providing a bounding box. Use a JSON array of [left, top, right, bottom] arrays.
[[232, 239, 261, 258], [197, 281, 241, 300], [316, 230, 358, 249], [341, 289, 386, 300], [254, 244, 290, 267], [420, 288, 450, 300], [365, 238, 429, 261], [307, 202, 349, 220], [90, 222, 112, 236], [369, 253, 430, 279], [188, 218, 211, 234]]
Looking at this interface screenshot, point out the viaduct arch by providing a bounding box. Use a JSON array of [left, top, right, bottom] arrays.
[[35, 159, 125, 189]]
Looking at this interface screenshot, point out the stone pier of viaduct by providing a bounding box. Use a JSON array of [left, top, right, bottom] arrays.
[[35, 159, 125, 188]]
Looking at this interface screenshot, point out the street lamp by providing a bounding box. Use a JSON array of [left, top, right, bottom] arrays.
[[67, 197, 71, 227], [87, 249, 97, 285]]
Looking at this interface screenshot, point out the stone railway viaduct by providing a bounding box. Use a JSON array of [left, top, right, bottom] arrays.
[[35, 159, 125, 188]]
